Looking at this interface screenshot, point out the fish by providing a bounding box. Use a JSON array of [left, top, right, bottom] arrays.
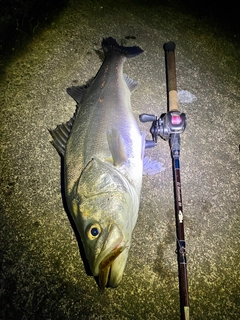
[[49, 37, 162, 288]]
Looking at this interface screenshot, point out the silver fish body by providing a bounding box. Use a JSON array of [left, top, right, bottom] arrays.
[[50, 37, 144, 287]]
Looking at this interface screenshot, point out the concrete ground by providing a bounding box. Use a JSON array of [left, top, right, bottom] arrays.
[[0, 1, 239, 319]]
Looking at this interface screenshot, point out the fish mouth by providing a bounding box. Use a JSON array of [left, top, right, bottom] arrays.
[[98, 246, 125, 289]]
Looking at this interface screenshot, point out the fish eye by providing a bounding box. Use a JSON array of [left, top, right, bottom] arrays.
[[87, 223, 101, 240]]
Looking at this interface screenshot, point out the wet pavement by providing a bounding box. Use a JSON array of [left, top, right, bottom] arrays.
[[1, 1, 239, 319]]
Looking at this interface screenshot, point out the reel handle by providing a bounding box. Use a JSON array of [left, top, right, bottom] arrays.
[[163, 42, 178, 112], [139, 114, 156, 123]]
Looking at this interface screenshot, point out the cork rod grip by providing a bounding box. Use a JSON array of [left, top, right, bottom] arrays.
[[163, 42, 178, 111]]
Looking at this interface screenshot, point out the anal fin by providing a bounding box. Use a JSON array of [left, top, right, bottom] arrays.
[[143, 157, 165, 175], [66, 85, 86, 104]]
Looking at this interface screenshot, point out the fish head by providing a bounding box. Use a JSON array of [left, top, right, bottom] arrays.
[[70, 158, 139, 288]]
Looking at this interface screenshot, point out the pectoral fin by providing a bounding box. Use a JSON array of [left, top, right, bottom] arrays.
[[107, 128, 127, 166]]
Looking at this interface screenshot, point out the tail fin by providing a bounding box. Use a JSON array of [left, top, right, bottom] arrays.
[[102, 37, 143, 58]]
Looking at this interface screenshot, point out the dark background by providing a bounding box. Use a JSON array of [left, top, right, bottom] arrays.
[[0, 0, 239, 59]]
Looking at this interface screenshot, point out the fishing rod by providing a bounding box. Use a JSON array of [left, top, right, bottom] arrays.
[[139, 42, 189, 319]]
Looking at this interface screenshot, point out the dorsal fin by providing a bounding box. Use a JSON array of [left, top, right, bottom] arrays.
[[123, 74, 138, 92], [49, 118, 74, 157], [50, 85, 82, 157]]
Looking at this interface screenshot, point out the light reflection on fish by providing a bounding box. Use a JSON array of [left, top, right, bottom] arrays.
[[50, 37, 162, 288]]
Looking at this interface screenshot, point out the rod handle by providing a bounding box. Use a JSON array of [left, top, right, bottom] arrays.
[[163, 41, 179, 111]]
